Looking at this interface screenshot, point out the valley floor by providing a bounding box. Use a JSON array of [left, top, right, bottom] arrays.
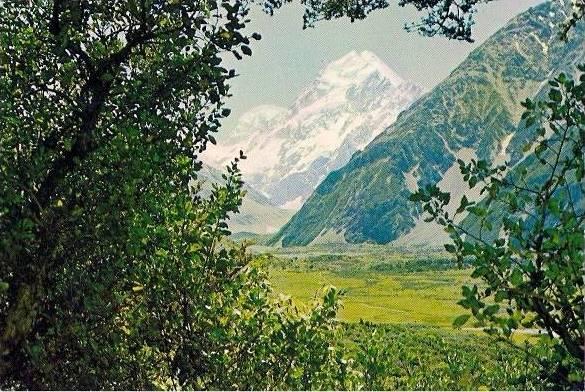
[[269, 268, 470, 326], [261, 244, 470, 326], [250, 245, 574, 390]]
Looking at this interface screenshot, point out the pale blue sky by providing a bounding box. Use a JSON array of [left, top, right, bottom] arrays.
[[221, 0, 544, 131]]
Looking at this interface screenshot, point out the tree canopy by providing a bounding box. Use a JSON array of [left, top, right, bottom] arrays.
[[300, 0, 585, 41]]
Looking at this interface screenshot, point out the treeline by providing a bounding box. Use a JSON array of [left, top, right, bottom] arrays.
[[267, 253, 469, 274]]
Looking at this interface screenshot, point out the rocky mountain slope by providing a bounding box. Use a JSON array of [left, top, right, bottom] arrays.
[[272, 1, 585, 246], [205, 51, 423, 209], [198, 165, 294, 234]]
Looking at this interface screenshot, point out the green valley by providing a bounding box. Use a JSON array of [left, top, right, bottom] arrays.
[[264, 247, 470, 326], [270, 268, 470, 326], [252, 246, 569, 390]]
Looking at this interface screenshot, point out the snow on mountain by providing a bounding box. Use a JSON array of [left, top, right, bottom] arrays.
[[204, 50, 423, 208], [207, 104, 287, 162], [197, 164, 295, 234]]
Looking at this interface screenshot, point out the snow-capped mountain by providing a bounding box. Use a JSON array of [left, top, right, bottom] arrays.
[[205, 50, 423, 209], [272, 2, 585, 247]]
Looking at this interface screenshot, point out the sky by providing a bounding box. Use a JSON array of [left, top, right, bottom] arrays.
[[221, 0, 545, 132]]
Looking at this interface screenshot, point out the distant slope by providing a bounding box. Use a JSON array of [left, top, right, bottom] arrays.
[[205, 51, 422, 209], [272, 1, 585, 246], [198, 165, 295, 234]]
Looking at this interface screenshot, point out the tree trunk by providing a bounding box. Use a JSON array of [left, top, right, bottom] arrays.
[[0, 277, 43, 379]]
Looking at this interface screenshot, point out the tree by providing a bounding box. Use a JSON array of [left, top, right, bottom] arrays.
[[0, 0, 252, 381], [410, 67, 585, 384], [0, 0, 355, 388], [301, 0, 585, 42]]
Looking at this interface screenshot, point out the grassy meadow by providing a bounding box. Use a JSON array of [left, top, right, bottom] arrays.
[[260, 244, 538, 342], [260, 244, 472, 327], [251, 245, 568, 389], [269, 268, 471, 326]]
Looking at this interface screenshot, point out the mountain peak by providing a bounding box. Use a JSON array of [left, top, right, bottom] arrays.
[[319, 50, 404, 88], [204, 49, 422, 216], [290, 50, 411, 116]]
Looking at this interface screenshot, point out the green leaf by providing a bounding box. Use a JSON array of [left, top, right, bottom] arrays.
[[63, 139, 72, 152], [510, 269, 523, 286], [549, 88, 562, 102], [453, 314, 470, 328], [456, 195, 469, 214], [444, 243, 456, 253], [484, 304, 499, 317], [494, 290, 507, 303]]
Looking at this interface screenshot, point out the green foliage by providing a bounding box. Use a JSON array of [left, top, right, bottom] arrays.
[[347, 322, 559, 390], [263, 246, 464, 274], [269, 252, 583, 390], [1, 0, 583, 389], [0, 1, 349, 389], [410, 67, 585, 386], [0, 0, 249, 384], [300, 0, 584, 43]]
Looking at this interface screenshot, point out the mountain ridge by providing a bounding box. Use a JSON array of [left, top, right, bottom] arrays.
[[272, 0, 585, 246]]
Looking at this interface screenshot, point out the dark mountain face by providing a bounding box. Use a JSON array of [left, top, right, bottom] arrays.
[[272, 1, 585, 247]]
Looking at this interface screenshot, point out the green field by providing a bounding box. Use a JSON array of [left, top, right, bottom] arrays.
[[269, 268, 472, 326], [262, 246, 547, 345], [262, 245, 473, 327], [261, 248, 575, 390]]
